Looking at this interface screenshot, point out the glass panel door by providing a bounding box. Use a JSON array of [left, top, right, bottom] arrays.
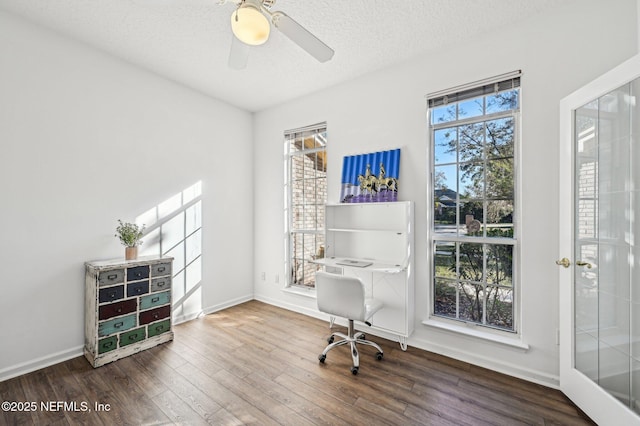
[[574, 78, 637, 413], [559, 54, 640, 425]]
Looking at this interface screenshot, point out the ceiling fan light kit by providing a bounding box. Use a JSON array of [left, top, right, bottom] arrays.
[[224, 0, 334, 69], [231, 0, 270, 46]]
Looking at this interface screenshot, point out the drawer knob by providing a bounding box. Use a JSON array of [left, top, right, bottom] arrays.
[[109, 292, 116, 299], [116, 308, 122, 313], [153, 313, 159, 319], [128, 334, 138, 340], [158, 267, 165, 272], [156, 325, 164, 331], [157, 282, 165, 287], [104, 341, 113, 348], [152, 297, 160, 303], [114, 322, 123, 328], [107, 274, 117, 280]]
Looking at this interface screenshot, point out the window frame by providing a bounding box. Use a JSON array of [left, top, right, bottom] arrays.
[[284, 123, 327, 289], [427, 77, 521, 334]]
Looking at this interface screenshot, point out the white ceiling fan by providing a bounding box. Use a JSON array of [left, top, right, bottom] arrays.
[[219, 0, 335, 69]]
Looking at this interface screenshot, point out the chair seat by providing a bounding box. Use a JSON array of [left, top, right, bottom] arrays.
[[316, 271, 385, 375]]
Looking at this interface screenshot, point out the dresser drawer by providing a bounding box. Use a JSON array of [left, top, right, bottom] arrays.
[[151, 277, 171, 292], [98, 314, 136, 337], [140, 305, 171, 325], [119, 327, 146, 347], [98, 269, 124, 287], [98, 336, 118, 354], [151, 262, 172, 277], [127, 265, 149, 282], [140, 291, 170, 310], [98, 285, 124, 303], [148, 319, 171, 338], [99, 299, 137, 320], [127, 280, 149, 297]]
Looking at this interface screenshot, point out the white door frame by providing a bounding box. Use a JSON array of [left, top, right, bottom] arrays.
[[559, 53, 640, 425]]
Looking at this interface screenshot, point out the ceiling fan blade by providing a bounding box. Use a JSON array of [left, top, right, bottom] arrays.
[[270, 11, 334, 63], [228, 36, 250, 69]]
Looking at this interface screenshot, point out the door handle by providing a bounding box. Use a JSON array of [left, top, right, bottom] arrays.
[[555, 258, 571, 268], [576, 261, 593, 269]]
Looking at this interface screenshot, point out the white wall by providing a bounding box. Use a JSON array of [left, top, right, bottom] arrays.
[[253, 0, 638, 387], [0, 10, 253, 379]]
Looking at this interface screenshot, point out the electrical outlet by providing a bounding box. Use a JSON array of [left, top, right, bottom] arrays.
[[261, 272, 265, 281]]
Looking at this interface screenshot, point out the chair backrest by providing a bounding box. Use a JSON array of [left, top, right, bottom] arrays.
[[316, 271, 366, 321]]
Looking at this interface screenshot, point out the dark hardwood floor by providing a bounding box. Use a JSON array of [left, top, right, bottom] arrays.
[[1, 300, 593, 425]]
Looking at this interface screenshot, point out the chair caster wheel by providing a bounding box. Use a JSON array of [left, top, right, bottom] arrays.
[[358, 334, 365, 340], [351, 366, 359, 375], [327, 336, 334, 344], [376, 352, 384, 360], [318, 354, 326, 363]]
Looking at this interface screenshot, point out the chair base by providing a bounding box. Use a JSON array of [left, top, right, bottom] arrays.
[[318, 319, 383, 374]]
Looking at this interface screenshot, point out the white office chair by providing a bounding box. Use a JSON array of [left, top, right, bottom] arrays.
[[315, 271, 384, 375]]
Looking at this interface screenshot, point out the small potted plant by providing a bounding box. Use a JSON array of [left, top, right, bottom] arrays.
[[115, 220, 145, 260]]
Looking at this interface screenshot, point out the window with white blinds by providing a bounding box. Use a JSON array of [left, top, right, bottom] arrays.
[[285, 123, 327, 288], [427, 73, 520, 332]]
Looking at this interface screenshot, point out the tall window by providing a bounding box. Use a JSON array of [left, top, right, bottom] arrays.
[[428, 73, 520, 332], [285, 123, 327, 288]]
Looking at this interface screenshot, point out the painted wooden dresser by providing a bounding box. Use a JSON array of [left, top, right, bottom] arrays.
[[84, 255, 174, 367]]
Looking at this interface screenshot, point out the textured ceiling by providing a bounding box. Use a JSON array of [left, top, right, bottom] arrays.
[[0, 0, 568, 112]]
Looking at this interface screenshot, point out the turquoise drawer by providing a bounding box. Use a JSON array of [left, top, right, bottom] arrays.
[[98, 314, 136, 337], [140, 291, 170, 310]]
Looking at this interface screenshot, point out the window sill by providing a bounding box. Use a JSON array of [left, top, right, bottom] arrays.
[[422, 318, 529, 351], [281, 286, 317, 299]]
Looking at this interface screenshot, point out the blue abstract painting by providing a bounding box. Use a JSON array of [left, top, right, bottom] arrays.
[[340, 148, 400, 203]]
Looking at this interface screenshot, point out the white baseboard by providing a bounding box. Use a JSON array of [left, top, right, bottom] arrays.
[[0, 295, 255, 382], [172, 294, 254, 325], [172, 311, 203, 325], [255, 295, 559, 389], [0, 295, 559, 391], [407, 334, 560, 389], [201, 294, 254, 317], [0, 345, 83, 382], [254, 294, 324, 320], [255, 295, 412, 345]]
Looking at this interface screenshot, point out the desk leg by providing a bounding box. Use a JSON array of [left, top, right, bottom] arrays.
[[399, 336, 407, 351]]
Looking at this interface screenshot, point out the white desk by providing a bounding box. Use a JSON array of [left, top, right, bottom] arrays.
[[312, 257, 406, 274], [320, 202, 414, 350]]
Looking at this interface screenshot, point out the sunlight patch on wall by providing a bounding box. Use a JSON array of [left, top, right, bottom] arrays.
[[136, 181, 202, 322]]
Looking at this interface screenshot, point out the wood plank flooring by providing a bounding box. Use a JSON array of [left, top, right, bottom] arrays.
[[0, 300, 594, 425]]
